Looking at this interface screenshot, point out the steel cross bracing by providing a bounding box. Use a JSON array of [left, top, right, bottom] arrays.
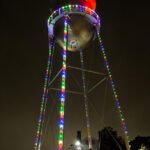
[[48, 65, 108, 95]]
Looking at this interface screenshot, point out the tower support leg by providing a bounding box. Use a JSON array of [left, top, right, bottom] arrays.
[[96, 28, 130, 150], [34, 37, 55, 150], [80, 50, 92, 150], [58, 16, 68, 150]]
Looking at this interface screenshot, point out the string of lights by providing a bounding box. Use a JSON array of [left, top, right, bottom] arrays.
[[48, 5, 100, 26], [45, 4, 131, 150], [47, 5, 100, 150], [38, 39, 55, 150], [58, 17, 68, 150], [34, 39, 53, 150], [80, 50, 92, 150], [96, 29, 131, 150]]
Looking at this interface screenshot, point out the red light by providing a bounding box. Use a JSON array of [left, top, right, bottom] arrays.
[[83, 0, 96, 10], [59, 145, 63, 150]]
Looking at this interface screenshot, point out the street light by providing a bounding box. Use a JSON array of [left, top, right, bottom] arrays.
[[75, 141, 81, 147], [75, 141, 81, 150]]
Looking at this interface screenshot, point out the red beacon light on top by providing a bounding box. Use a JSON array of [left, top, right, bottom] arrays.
[[78, 0, 96, 11]]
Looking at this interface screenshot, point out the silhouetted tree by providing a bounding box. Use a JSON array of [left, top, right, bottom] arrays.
[[99, 127, 126, 150], [130, 136, 150, 150]]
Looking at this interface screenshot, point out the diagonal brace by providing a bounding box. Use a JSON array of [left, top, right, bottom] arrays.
[[48, 68, 62, 87], [49, 87, 83, 96], [67, 65, 106, 76], [88, 77, 107, 94]]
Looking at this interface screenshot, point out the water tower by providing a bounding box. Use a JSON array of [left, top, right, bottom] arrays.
[[34, 0, 130, 150]]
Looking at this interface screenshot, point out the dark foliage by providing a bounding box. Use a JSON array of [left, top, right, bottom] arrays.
[[99, 127, 126, 150], [130, 136, 150, 150]]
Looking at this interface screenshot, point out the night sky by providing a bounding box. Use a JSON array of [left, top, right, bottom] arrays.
[[1, 0, 150, 150]]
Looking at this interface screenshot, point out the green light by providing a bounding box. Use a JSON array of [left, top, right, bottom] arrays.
[[47, 66, 49, 70], [63, 62, 66, 66], [65, 5, 69, 12], [62, 82, 65, 86], [59, 134, 63, 139], [48, 17, 51, 22], [114, 91, 117, 95], [60, 106, 64, 111]]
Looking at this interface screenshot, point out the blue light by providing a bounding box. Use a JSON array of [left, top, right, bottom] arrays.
[[60, 119, 64, 124], [117, 102, 120, 105], [61, 93, 65, 98]]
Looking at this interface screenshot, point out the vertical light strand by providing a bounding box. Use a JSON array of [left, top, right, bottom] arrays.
[[80, 50, 92, 150], [37, 39, 55, 150], [58, 17, 68, 150], [34, 38, 53, 150], [96, 29, 131, 150]]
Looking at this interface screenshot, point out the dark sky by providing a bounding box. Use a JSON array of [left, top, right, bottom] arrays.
[[1, 0, 150, 150]]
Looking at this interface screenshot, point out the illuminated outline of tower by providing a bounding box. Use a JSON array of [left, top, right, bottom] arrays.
[[34, 1, 131, 150]]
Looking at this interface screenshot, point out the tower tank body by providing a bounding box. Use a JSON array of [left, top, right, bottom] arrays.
[[53, 0, 97, 51]]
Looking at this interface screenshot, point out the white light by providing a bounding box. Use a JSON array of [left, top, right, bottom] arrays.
[[60, 125, 64, 130], [59, 140, 63, 145], [75, 141, 81, 146]]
